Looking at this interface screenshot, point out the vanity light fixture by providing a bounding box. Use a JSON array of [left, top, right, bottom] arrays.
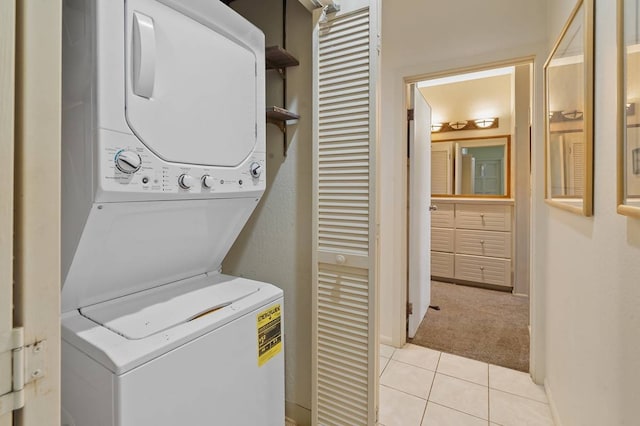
[[430, 117, 500, 133], [561, 109, 583, 120], [474, 118, 497, 129], [549, 110, 584, 123], [449, 120, 468, 130]]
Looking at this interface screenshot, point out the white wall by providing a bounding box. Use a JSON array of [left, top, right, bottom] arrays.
[[223, 1, 313, 424], [542, 0, 640, 424], [379, 0, 547, 348], [421, 74, 513, 142]]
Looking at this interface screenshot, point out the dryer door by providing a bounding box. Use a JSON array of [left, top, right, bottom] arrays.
[[124, 0, 260, 167]]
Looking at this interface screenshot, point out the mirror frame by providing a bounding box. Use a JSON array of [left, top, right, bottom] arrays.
[[432, 135, 511, 199], [617, 0, 640, 218], [544, 0, 595, 216]]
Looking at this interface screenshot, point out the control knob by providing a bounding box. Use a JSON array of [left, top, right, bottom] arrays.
[[178, 174, 195, 189], [201, 175, 214, 188], [249, 162, 262, 178], [114, 150, 142, 174]]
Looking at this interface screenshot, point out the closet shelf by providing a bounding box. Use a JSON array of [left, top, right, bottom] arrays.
[[266, 106, 300, 122], [265, 47, 300, 156], [265, 46, 299, 70]]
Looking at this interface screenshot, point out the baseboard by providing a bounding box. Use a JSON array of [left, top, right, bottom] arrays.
[[285, 400, 311, 426], [379, 334, 393, 346], [544, 379, 564, 426]]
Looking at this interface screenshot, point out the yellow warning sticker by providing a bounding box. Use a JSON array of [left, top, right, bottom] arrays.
[[257, 304, 282, 367]]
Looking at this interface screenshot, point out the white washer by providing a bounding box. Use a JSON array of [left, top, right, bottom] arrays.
[[61, 1, 283, 425]]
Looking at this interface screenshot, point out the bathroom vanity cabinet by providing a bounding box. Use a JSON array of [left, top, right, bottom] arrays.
[[431, 199, 513, 290]]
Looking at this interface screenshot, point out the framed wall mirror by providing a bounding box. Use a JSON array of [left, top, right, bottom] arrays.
[[432, 136, 510, 197], [618, 0, 640, 217], [544, 0, 594, 216]]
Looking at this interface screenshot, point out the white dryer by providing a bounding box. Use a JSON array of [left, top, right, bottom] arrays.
[[61, 1, 283, 425]]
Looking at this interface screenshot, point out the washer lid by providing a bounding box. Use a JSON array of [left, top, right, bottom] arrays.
[[80, 274, 260, 340], [124, 0, 261, 167]]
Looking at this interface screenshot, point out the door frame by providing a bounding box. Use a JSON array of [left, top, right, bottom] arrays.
[[0, 1, 16, 424], [406, 84, 432, 339], [396, 56, 538, 374], [12, 1, 62, 424]]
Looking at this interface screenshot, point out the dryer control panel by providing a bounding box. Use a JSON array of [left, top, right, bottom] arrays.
[[96, 129, 265, 202]]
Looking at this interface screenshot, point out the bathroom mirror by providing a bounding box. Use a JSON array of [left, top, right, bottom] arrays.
[[618, 0, 640, 217], [431, 136, 510, 197], [544, 0, 594, 216]]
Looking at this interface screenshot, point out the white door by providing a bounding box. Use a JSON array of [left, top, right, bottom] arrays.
[[312, 1, 380, 424], [407, 86, 431, 339]]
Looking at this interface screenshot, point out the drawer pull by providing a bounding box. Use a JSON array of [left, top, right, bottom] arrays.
[[480, 240, 485, 244], [479, 266, 485, 271], [480, 213, 485, 218]]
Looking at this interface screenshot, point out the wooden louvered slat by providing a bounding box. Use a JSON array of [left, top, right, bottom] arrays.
[[318, 347, 368, 369], [318, 112, 369, 124], [313, 5, 377, 426], [319, 51, 369, 70], [321, 382, 366, 413], [319, 37, 368, 56], [318, 380, 368, 408], [317, 314, 368, 335], [320, 42, 368, 62], [320, 94, 369, 109], [317, 379, 368, 405], [431, 150, 449, 194], [570, 140, 585, 196]]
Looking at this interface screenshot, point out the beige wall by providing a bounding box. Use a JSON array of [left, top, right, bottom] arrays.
[[223, 1, 313, 424], [542, 0, 640, 424], [379, 0, 547, 349], [421, 74, 513, 142]]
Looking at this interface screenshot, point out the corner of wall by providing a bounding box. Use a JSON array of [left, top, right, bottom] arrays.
[[544, 379, 564, 426], [286, 401, 312, 426]]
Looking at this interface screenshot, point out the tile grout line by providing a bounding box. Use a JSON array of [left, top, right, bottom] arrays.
[[487, 361, 491, 425], [428, 401, 491, 423], [379, 383, 428, 402], [418, 351, 442, 425], [390, 357, 439, 372], [489, 387, 551, 405], [434, 370, 489, 388], [380, 356, 391, 377]]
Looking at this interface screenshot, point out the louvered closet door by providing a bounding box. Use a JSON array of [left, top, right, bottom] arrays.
[[312, 1, 379, 425]]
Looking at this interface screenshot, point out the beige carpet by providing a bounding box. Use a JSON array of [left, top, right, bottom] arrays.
[[409, 281, 530, 372]]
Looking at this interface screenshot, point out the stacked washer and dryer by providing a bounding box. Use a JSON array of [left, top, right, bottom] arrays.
[[61, 1, 284, 425]]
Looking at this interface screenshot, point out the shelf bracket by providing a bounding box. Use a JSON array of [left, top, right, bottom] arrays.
[[267, 119, 287, 134]]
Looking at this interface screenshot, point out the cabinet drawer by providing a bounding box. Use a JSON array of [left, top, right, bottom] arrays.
[[455, 229, 511, 258], [455, 204, 512, 231], [431, 203, 454, 228], [431, 251, 454, 278], [431, 228, 454, 253], [454, 254, 511, 287]]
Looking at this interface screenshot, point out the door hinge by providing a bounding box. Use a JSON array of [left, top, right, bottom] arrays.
[[407, 108, 414, 121], [406, 302, 413, 316], [0, 327, 47, 416]]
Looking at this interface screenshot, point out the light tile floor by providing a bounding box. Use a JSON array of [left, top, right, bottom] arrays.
[[379, 343, 554, 426]]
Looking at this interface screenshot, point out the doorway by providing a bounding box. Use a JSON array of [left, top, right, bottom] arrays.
[[404, 60, 533, 372]]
